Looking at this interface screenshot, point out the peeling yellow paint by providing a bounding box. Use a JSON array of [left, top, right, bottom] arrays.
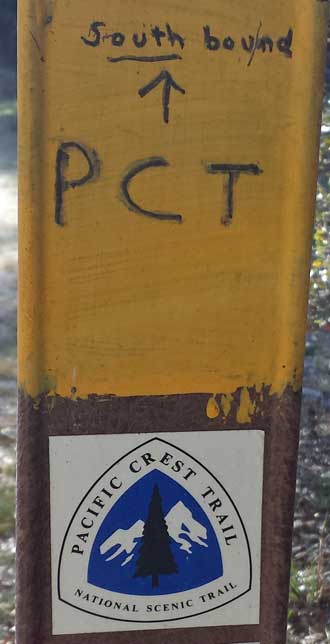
[[206, 395, 220, 419], [221, 394, 233, 418], [236, 388, 256, 425]]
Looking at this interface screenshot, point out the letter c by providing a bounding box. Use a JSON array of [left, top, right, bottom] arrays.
[[120, 157, 182, 223], [129, 460, 141, 473], [110, 476, 122, 489]]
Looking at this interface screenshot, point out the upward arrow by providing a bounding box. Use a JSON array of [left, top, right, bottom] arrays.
[[138, 70, 186, 124]]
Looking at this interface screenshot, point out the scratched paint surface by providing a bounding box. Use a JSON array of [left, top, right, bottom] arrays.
[[19, 0, 327, 400]]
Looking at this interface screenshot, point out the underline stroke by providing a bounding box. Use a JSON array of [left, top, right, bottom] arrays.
[[107, 54, 183, 63]]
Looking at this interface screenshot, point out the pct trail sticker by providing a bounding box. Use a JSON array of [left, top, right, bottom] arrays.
[[50, 431, 264, 634]]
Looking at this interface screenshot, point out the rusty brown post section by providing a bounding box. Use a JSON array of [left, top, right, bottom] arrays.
[[17, 1, 328, 643]]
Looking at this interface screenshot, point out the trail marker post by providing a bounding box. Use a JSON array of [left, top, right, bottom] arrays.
[[18, 1, 328, 643]]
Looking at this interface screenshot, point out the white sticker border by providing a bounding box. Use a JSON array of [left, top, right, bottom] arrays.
[[50, 430, 264, 634]]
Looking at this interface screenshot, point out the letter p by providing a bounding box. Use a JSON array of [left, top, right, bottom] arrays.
[[55, 141, 100, 226], [71, 545, 84, 555]]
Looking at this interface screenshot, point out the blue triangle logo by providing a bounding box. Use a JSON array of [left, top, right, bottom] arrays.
[[88, 470, 223, 595]]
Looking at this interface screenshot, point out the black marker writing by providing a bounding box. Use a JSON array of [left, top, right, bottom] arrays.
[[54, 146, 264, 228], [133, 32, 147, 49], [55, 142, 100, 226], [203, 26, 235, 51], [120, 157, 182, 223], [205, 163, 263, 225], [277, 29, 293, 58], [81, 22, 185, 51], [81, 20, 294, 65], [242, 22, 263, 67], [81, 21, 106, 47], [203, 23, 293, 64], [138, 70, 185, 124], [165, 23, 185, 50], [108, 54, 182, 63]]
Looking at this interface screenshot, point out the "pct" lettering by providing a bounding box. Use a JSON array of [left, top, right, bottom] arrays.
[[54, 141, 262, 227]]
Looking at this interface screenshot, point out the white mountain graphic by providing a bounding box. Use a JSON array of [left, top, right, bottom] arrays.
[[100, 501, 207, 567], [166, 502, 207, 553]]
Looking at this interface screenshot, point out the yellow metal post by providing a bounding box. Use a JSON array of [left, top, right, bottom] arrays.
[[17, 2, 328, 643]]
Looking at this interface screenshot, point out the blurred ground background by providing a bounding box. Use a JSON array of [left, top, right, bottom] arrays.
[[0, 2, 330, 643], [0, 3, 17, 642]]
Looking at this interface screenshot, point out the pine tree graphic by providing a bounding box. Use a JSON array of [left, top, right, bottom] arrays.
[[134, 484, 178, 588]]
